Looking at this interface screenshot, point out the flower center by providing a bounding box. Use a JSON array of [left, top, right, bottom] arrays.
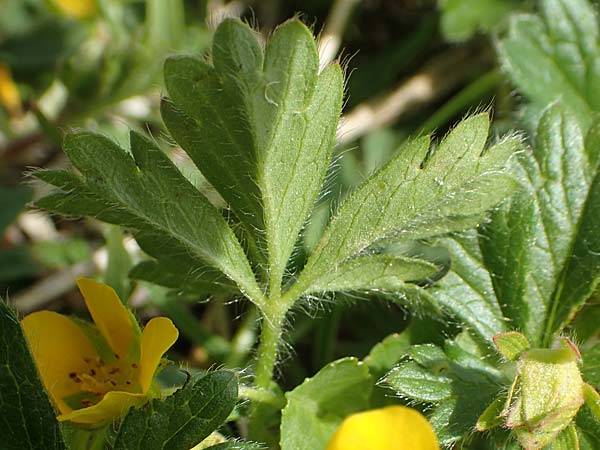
[[64, 355, 139, 409]]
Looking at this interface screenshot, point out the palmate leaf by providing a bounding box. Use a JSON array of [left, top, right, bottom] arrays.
[[289, 113, 519, 300], [35, 131, 264, 304], [163, 18, 344, 293], [498, 0, 600, 129], [0, 300, 67, 450]]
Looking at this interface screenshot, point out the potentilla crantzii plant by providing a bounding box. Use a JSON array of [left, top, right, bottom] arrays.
[[2, 0, 600, 448]]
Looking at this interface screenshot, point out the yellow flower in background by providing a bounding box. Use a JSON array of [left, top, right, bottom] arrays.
[[49, 0, 97, 19], [0, 64, 22, 117], [21, 278, 178, 424], [326, 406, 439, 450]]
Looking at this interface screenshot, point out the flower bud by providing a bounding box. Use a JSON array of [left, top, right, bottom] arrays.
[[503, 339, 584, 450]]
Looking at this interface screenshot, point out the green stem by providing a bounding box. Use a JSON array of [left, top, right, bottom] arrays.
[[247, 302, 288, 440], [239, 385, 285, 409], [253, 304, 287, 390], [418, 69, 503, 135]]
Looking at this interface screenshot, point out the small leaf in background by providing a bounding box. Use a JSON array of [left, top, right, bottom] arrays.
[[0, 185, 31, 234], [113, 371, 238, 450], [439, 0, 515, 42], [0, 299, 67, 450], [280, 358, 373, 450], [498, 0, 600, 128], [104, 226, 133, 302]]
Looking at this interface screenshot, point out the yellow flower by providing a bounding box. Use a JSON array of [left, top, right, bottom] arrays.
[[326, 406, 439, 450], [0, 64, 22, 116], [48, 0, 97, 19], [21, 278, 178, 424]]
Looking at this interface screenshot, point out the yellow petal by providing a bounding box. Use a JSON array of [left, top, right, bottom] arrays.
[[57, 391, 145, 424], [50, 0, 97, 19], [77, 278, 136, 359], [326, 406, 439, 450], [0, 64, 21, 116], [21, 311, 98, 415], [138, 317, 179, 393]]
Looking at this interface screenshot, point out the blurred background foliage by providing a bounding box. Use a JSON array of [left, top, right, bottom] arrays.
[[0, 0, 561, 388]]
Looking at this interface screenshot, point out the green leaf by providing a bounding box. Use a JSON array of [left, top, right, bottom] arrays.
[[163, 19, 344, 293], [280, 357, 373, 450], [582, 343, 600, 388], [413, 104, 600, 346], [583, 384, 600, 422], [364, 332, 411, 376], [482, 104, 600, 345], [439, 0, 514, 42], [493, 331, 530, 361], [417, 232, 509, 342], [35, 131, 264, 305], [113, 371, 237, 450], [577, 407, 600, 450], [304, 255, 439, 294], [129, 260, 237, 297], [386, 362, 453, 402], [0, 300, 68, 450], [292, 114, 519, 299], [498, 0, 600, 128], [0, 185, 31, 234]]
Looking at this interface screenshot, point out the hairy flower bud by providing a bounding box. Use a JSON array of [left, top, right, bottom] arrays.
[[503, 338, 584, 450]]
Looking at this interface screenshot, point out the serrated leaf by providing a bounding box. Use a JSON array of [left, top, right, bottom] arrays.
[[280, 357, 372, 450], [35, 131, 264, 305], [498, 0, 600, 128], [412, 103, 600, 346], [0, 300, 67, 450], [164, 19, 344, 293], [113, 371, 237, 450], [292, 114, 519, 298], [481, 104, 600, 345]]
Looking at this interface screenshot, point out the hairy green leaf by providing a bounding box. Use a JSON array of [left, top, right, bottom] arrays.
[[305, 255, 439, 294], [35, 131, 263, 304], [280, 357, 373, 450], [0, 300, 67, 450], [113, 371, 237, 450], [164, 19, 343, 293], [292, 114, 519, 299]]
